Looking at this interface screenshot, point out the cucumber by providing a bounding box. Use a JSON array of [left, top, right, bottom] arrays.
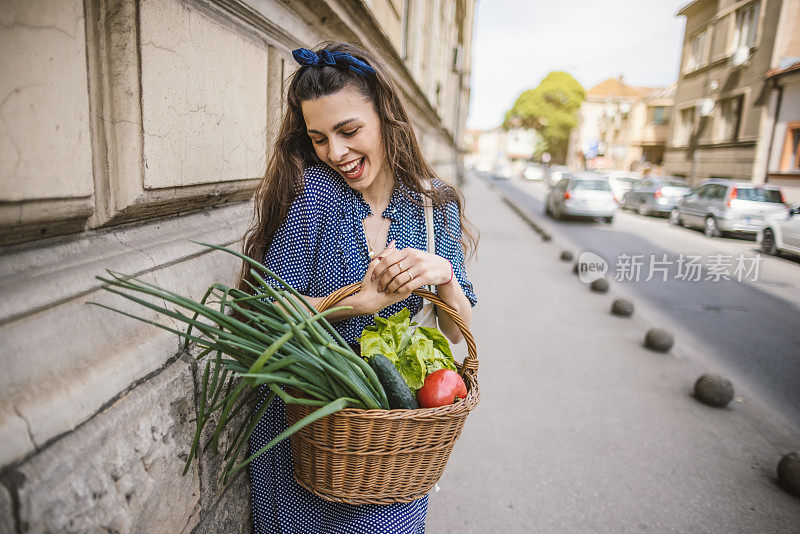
[[368, 354, 419, 410]]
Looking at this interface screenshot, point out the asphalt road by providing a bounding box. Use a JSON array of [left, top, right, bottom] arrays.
[[426, 174, 800, 533], [489, 175, 800, 433]]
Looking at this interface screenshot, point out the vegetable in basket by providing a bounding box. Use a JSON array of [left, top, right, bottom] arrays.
[[368, 354, 419, 410], [416, 369, 468, 408], [89, 241, 389, 483], [359, 308, 456, 391]]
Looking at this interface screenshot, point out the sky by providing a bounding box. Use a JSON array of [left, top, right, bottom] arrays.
[[467, 0, 690, 130]]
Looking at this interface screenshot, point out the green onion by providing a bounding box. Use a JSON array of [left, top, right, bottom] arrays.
[[90, 242, 390, 482]]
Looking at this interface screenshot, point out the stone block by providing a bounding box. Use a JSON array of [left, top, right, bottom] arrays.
[[192, 468, 251, 534], [0, 482, 14, 534], [0, 203, 248, 465], [185, 346, 255, 514], [13, 358, 201, 533]]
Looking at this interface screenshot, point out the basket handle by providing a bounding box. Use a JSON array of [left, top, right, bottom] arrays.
[[315, 282, 478, 376]]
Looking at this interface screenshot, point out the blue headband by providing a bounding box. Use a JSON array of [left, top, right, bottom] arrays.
[[292, 48, 376, 78]]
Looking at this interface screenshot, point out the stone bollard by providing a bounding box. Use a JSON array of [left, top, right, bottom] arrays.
[[590, 277, 610, 293], [541, 232, 552, 242], [560, 250, 574, 262], [573, 262, 580, 275], [777, 452, 800, 497], [693, 374, 734, 407], [644, 328, 674, 352], [611, 299, 634, 317]]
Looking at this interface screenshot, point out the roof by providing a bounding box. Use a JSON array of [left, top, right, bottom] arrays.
[[676, 0, 712, 16], [586, 77, 657, 99], [766, 59, 800, 79], [643, 83, 677, 101]]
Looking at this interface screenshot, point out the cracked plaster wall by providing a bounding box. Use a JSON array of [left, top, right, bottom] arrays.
[[0, 0, 93, 201], [140, 0, 268, 189], [0, 0, 471, 530]]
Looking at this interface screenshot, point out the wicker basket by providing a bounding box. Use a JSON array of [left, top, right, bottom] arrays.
[[285, 282, 479, 505]]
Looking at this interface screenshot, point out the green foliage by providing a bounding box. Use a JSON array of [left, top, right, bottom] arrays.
[[504, 71, 585, 164], [359, 308, 456, 391]]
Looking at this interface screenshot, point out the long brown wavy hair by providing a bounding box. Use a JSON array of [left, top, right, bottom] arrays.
[[238, 42, 478, 293]]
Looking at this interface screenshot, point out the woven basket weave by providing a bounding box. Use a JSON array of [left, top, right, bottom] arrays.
[[285, 282, 479, 505]]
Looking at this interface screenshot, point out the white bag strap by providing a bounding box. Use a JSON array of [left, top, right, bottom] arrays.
[[421, 180, 435, 292]]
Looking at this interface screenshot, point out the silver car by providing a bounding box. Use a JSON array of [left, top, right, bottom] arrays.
[[670, 180, 787, 237], [545, 174, 617, 223], [621, 176, 691, 216], [603, 171, 641, 203]]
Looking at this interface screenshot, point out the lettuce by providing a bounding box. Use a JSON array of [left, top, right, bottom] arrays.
[[359, 308, 456, 391]]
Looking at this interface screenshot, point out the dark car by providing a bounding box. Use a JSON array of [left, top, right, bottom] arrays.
[[620, 176, 691, 216]]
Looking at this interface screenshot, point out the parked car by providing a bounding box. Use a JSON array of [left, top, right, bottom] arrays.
[[758, 204, 800, 256], [602, 171, 641, 202], [545, 165, 571, 188], [494, 163, 514, 180], [522, 163, 546, 181], [621, 176, 691, 216], [669, 180, 788, 237], [544, 173, 617, 223]]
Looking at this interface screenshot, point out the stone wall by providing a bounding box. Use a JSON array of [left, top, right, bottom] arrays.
[[0, 0, 475, 531]]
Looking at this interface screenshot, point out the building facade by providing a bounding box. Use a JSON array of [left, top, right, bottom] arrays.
[[0, 0, 476, 531], [567, 77, 673, 172], [663, 0, 800, 195], [464, 127, 542, 176], [762, 61, 800, 201]]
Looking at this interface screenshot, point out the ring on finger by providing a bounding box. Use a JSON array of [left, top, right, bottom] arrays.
[[398, 261, 404, 271]]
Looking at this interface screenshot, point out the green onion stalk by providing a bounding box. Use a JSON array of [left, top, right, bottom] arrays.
[[90, 241, 388, 483]]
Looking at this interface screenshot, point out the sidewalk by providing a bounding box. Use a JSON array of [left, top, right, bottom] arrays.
[[425, 174, 800, 533]]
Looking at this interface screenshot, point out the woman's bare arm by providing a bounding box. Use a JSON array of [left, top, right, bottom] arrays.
[[432, 278, 472, 345], [301, 293, 371, 323]]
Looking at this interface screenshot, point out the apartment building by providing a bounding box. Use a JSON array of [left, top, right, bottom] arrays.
[[567, 77, 673, 172], [0, 0, 477, 531], [664, 0, 800, 193]]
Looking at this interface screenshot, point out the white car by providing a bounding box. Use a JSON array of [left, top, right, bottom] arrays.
[[758, 204, 800, 257], [545, 174, 617, 223], [522, 164, 546, 181]]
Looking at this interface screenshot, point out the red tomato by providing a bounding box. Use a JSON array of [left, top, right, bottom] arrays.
[[416, 369, 468, 408]]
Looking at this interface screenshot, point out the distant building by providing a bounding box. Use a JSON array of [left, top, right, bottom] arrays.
[[663, 0, 800, 199], [464, 127, 541, 175], [762, 59, 800, 202], [567, 77, 673, 173]]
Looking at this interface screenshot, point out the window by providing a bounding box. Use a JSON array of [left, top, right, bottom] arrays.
[[736, 188, 784, 203], [710, 184, 728, 199], [573, 180, 612, 192], [676, 107, 695, 146], [649, 106, 671, 126], [717, 96, 743, 141], [686, 29, 708, 71], [734, 2, 760, 50], [779, 122, 800, 171]]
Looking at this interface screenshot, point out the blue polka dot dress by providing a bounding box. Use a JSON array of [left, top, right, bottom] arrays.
[[248, 165, 477, 534]]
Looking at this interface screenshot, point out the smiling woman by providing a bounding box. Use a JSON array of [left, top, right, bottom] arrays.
[[238, 42, 479, 533]]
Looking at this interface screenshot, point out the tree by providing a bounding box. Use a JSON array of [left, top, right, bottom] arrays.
[[504, 71, 585, 164]]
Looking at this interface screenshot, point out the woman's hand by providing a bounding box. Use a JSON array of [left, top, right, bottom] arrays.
[[356, 241, 415, 315], [372, 243, 452, 295]]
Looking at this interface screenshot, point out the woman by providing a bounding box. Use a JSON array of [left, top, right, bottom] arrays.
[[240, 42, 478, 533]]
